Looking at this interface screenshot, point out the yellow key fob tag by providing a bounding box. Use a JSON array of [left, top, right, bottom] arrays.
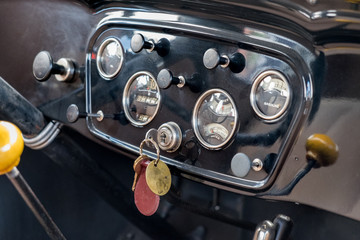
[[145, 160, 171, 196]]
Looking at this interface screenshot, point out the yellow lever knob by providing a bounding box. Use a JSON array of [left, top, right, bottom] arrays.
[[0, 121, 24, 175], [305, 133, 339, 168]]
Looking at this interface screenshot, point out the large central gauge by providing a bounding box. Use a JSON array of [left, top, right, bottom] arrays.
[[123, 72, 161, 126], [192, 89, 238, 150]]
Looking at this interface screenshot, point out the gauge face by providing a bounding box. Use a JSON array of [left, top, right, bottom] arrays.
[[123, 72, 160, 126], [250, 70, 291, 121], [96, 38, 124, 80], [193, 89, 238, 150]]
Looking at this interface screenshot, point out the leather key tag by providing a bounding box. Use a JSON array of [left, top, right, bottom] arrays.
[[134, 160, 160, 216]]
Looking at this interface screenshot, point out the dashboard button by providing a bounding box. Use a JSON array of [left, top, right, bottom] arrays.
[[231, 153, 251, 178]]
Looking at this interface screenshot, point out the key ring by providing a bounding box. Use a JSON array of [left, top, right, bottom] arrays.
[[139, 138, 160, 166]]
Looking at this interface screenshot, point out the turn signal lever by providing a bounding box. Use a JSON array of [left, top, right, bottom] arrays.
[[253, 214, 293, 240], [264, 134, 339, 196], [0, 121, 66, 240], [33, 51, 78, 82]]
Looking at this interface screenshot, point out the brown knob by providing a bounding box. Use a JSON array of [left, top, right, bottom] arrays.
[[305, 134, 339, 168]]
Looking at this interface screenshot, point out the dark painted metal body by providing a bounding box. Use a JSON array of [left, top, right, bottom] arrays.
[[1, 0, 360, 228]]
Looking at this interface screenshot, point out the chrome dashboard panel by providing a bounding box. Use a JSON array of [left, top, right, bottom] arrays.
[[85, 11, 315, 191]]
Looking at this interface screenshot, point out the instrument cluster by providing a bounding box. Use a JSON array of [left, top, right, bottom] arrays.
[[86, 19, 303, 191]]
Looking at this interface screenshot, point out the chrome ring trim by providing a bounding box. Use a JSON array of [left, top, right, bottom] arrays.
[[250, 70, 291, 121], [122, 71, 161, 127], [157, 122, 182, 153], [96, 37, 124, 80], [192, 88, 239, 150]]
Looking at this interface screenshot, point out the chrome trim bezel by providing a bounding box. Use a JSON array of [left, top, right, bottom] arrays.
[[250, 70, 291, 121], [96, 37, 124, 80], [192, 88, 239, 150], [122, 71, 161, 127]]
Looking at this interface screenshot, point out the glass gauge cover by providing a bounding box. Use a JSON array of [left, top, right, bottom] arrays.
[[250, 70, 291, 121], [96, 38, 124, 80], [192, 89, 238, 150], [123, 72, 161, 126]]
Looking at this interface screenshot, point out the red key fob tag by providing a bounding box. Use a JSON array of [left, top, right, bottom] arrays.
[[134, 160, 160, 216]]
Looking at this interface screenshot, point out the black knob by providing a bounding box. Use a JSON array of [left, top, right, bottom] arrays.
[[131, 34, 170, 57], [157, 69, 202, 92], [228, 53, 246, 73], [33, 51, 65, 82], [186, 73, 202, 93], [157, 69, 181, 89], [203, 48, 245, 73]]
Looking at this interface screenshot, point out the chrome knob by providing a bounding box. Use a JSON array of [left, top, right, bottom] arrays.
[[203, 48, 229, 69], [66, 104, 104, 123], [33, 51, 77, 82], [131, 34, 170, 57], [157, 69, 185, 89], [253, 220, 276, 240], [157, 69, 202, 92], [203, 48, 245, 73]]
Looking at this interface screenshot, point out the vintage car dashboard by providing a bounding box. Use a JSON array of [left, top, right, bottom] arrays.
[[1, 0, 360, 235], [86, 11, 312, 191]]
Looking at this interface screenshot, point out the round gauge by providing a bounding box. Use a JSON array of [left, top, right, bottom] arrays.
[[192, 89, 238, 150], [250, 70, 291, 121], [96, 38, 124, 80], [123, 72, 161, 126]]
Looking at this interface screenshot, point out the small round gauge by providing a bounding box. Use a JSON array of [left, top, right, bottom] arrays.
[[123, 72, 161, 126], [192, 89, 238, 150], [96, 38, 124, 80], [250, 70, 291, 121]]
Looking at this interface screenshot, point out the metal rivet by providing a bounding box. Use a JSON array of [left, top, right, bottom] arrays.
[[252, 158, 263, 171]]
